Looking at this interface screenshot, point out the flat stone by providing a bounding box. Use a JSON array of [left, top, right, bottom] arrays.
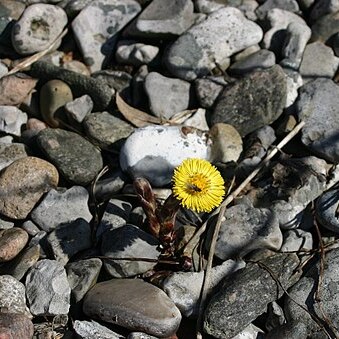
[[0, 106, 27, 137], [66, 258, 102, 303], [92, 70, 132, 93], [0, 312, 34, 339], [120, 125, 212, 186], [163, 259, 245, 317], [164, 7, 263, 80], [212, 65, 287, 137], [64, 94, 93, 123], [83, 111, 134, 151], [0, 216, 14, 230], [144, 72, 191, 119], [101, 224, 160, 278], [36, 128, 103, 185], [83, 278, 181, 337], [11, 4, 67, 55], [72, 0, 141, 72], [0, 275, 27, 314], [73, 320, 124, 339], [0, 143, 28, 172], [204, 253, 300, 338], [0, 228, 28, 263], [125, 0, 195, 38], [25, 259, 71, 316], [31, 186, 92, 233], [297, 78, 339, 163], [0, 156, 59, 219], [316, 188, 339, 233], [47, 218, 92, 265]]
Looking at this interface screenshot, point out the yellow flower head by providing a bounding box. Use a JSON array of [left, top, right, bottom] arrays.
[[172, 158, 225, 213]]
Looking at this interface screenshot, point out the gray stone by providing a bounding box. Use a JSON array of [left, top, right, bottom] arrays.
[[101, 224, 160, 278], [0, 62, 8, 78], [183, 108, 209, 131], [144, 72, 191, 119], [66, 258, 102, 303], [127, 333, 158, 339], [263, 9, 308, 54], [25, 259, 71, 316], [31, 186, 92, 232], [92, 70, 132, 93], [164, 7, 263, 80], [233, 44, 261, 62], [310, 0, 339, 21], [284, 69, 303, 108], [194, 76, 226, 108], [120, 125, 212, 186], [125, 0, 195, 38], [73, 320, 124, 339], [297, 78, 339, 163], [311, 11, 339, 42], [0, 106, 27, 137], [116, 41, 159, 66], [229, 49, 276, 75], [280, 22, 312, 70], [316, 188, 339, 233], [255, 0, 300, 20], [64, 0, 93, 18], [0, 275, 27, 314], [72, 0, 141, 72], [232, 323, 265, 339], [204, 253, 300, 338], [0, 157, 59, 220], [83, 111, 134, 151], [208, 203, 282, 260], [163, 259, 245, 317], [36, 128, 103, 185], [11, 4, 67, 55], [265, 301, 286, 331], [0, 143, 28, 172], [280, 229, 313, 252], [47, 218, 92, 265], [212, 65, 287, 137], [21, 220, 40, 236], [83, 278, 181, 337], [0, 217, 14, 230], [96, 199, 132, 238], [271, 248, 339, 338], [65, 94, 93, 123], [299, 41, 339, 80]]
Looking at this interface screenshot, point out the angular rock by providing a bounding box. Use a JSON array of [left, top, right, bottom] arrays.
[[0, 312, 34, 339], [0, 106, 27, 137], [66, 258, 102, 303], [183, 108, 209, 131], [297, 78, 339, 163], [25, 259, 71, 316], [73, 320, 124, 339], [255, 0, 300, 21], [101, 224, 160, 278], [47, 218, 92, 265], [65, 94, 93, 123], [0, 143, 28, 172], [204, 253, 300, 338], [93, 170, 126, 202], [163, 259, 245, 317], [164, 7, 263, 80], [120, 125, 212, 186], [0, 156, 59, 219], [212, 65, 287, 136], [36, 128, 103, 185], [92, 69, 132, 93], [11, 4, 67, 55], [31, 186, 92, 232], [144, 72, 191, 119], [194, 76, 226, 108], [72, 0, 141, 72], [0, 228, 28, 263], [0, 275, 27, 314], [83, 279, 181, 337], [83, 111, 134, 151], [280, 229, 313, 252]]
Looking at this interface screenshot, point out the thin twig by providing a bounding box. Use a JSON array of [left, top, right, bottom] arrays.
[[194, 120, 305, 337]]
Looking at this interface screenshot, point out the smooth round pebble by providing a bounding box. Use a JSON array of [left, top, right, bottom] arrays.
[[0, 156, 59, 219], [11, 4, 68, 55], [119, 125, 212, 186], [40, 79, 73, 127], [83, 278, 182, 337], [0, 228, 28, 263]]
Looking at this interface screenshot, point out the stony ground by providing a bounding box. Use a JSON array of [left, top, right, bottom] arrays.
[[0, 0, 339, 338]]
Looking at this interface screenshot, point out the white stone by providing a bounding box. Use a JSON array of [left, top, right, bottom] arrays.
[[0, 106, 27, 137]]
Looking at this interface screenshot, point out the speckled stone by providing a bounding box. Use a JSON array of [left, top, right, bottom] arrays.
[[0, 156, 59, 219], [0, 275, 27, 314], [83, 279, 181, 337], [36, 128, 103, 185], [0, 228, 28, 263], [0, 312, 34, 339], [11, 4, 68, 55], [0, 142, 28, 172]]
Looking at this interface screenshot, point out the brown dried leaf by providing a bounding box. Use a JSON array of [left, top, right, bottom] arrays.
[[0, 74, 37, 106], [116, 92, 161, 127]]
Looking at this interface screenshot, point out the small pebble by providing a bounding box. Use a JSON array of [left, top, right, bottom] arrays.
[[73, 319, 124, 339], [64, 94, 93, 123], [0, 106, 27, 137], [0, 228, 28, 263]]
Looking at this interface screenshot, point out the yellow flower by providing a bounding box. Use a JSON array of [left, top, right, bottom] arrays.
[[172, 158, 225, 213]]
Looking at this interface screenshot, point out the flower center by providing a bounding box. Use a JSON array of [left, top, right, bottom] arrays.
[[185, 174, 209, 195]]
